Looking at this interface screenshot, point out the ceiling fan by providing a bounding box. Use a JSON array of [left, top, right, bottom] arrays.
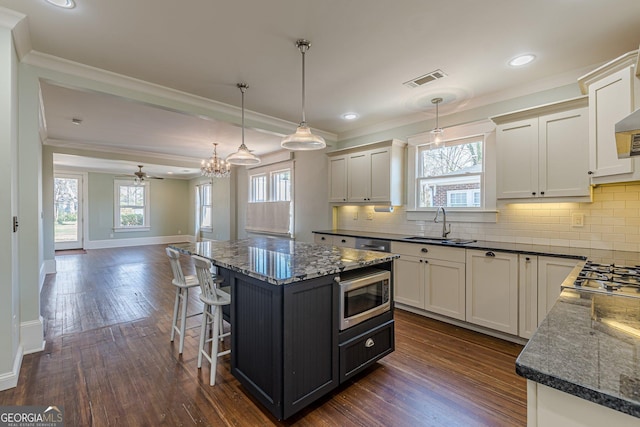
[[119, 165, 164, 184]]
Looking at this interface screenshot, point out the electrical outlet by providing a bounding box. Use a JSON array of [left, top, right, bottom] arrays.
[[571, 213, 585, 228], [367, 212, 374, 220], [353, 211, 358, 220]]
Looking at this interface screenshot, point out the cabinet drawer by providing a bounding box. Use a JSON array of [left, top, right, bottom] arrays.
[[391, 241, 465, 262], [339, 320, 394, 383], [314, 233, 334, 245], [333, 235, 356, 248]]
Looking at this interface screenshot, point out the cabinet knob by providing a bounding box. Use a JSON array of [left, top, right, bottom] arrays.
[[419, 259, 423, 263], [588, 171, 594, 175], [321, 237, 326, 240], [532, 192, 536, 196], [525, 257, 530, 261], [424, 260, 429, 264], [485, 251, 496, 257], [540, 191, 545, 195], [365, 338, 375, 348], [341, 239, 346, 243], [421, 248, 428, 253]]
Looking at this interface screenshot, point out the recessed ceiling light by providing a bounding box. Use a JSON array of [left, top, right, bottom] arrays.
[[45, 0, 76, 9], [342, 112, 359, 120], [167, 171, 174, 175], [509, 54, 536, 67]]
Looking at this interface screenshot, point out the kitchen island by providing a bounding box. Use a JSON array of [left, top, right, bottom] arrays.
[[170, 238, 398, 420]]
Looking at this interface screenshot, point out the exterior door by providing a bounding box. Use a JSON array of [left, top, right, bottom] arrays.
[[54, 173, 84, 250]]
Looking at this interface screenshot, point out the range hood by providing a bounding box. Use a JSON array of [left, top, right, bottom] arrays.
[[615, 108, 640, 158]]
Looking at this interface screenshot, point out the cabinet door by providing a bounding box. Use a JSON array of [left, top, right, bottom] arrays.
[[347, 152, 371, 202], [538, 257, 578, 324], [588, 67, 634, 177], [518, 255, 538, 339], [496, 118, 539, 198], [466, 250, 518, 335], [328, 156, 348, 202], [539, 107, 590, 197], [393, 256, 424, 309], [369, 148, 391, 202], [425, 259, 465, 321]]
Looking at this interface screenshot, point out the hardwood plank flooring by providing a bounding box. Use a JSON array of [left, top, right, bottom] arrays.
[[0, 244, 527, 426]]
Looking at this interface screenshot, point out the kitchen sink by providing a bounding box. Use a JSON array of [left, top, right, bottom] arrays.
[[403, 236, 477, 245]]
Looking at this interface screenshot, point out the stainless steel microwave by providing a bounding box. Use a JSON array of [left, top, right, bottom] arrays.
[[338, 269, 391, 331]]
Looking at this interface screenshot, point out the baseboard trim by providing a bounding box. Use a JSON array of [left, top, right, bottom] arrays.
[[0, 344, 23, 391], [85, 234, 195, 250], [21, 317, 45, 355]]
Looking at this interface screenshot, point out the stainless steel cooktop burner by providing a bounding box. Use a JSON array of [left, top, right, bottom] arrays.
[[568, 262, 640, 298]]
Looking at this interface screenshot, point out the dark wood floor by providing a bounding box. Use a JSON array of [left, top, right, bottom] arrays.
[[0, 244, 527, 426]]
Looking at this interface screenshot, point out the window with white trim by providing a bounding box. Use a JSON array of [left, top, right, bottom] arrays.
[[196, 183, 213, 230], [247, 162, 294, 236], [417, 136, 484, 208], [114, 179, 150, 231]]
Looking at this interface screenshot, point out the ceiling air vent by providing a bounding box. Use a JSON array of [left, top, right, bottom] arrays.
[[403, 69, 447, 88]]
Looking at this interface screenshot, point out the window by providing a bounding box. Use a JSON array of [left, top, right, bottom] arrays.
[[271, 169, 291, 201], [114, 179, 150, 231], [250, 174, 267, 202], [247, 163, 294, 236], [417, 136, 484, 208], [197, 183, 212, 230]]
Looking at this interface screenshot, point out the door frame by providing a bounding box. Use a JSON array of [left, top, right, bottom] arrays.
[[54, 171, 88, 250]]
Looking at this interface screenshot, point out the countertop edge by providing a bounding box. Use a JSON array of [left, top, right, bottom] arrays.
[[515, 360, 640, 418]]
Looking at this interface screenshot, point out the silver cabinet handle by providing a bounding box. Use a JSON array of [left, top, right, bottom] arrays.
[[365, 338, 375, 348]]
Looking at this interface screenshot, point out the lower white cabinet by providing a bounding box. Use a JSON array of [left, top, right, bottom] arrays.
[[466, 249, 519, 335], [519, 255, 578, 339], [392, 242, 466, 321], [537, 256, 578, 323]]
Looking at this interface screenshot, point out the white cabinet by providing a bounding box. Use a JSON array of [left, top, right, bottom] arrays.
[[493, 98, 590, 200], [327, 139, 406, 205], [466, 249, 518, 335], [537, 256, 578, 323], [578, 50, 639, 182], [518, 255, 538, 340], [313, 233, 356, 248], [391, 242, 466, 321], [519, 255, 578, 339], [328, 156, 348, 202]]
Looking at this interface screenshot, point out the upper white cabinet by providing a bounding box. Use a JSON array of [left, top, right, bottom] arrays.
[[578, 50, 640, 183], [328, 156, 348, 202], [492, 97, 590, 200], [327, 139, 406, 205], [466, 249, 519, 335]]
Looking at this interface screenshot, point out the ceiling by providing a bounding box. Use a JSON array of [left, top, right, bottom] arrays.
[[1, 0, 640, 177]]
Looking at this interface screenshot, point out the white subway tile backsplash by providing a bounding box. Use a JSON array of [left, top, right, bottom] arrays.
[[334, 183, 640, 251]]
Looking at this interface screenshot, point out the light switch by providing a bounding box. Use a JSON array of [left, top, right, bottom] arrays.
[[571, 213, 584, 228]]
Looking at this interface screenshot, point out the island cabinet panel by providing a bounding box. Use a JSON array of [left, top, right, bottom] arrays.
[[229, 268, 339, 420], [283, 276, 339, 419]]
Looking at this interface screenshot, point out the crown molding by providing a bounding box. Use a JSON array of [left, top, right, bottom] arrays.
[[0, 7, 32, 59], [23, 51, 337, 143]]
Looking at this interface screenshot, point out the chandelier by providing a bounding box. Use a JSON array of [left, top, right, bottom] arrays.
[[201, 143, 231, 178]]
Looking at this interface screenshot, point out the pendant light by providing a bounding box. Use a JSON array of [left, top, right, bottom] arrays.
[[430, 97, 444, 145], [201, 142, 231, 178], [226, 83, 261, 165], [281, 39, 326, 151]]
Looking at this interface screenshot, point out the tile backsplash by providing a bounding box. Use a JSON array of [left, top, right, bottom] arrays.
[[335, 183, 640, 252]]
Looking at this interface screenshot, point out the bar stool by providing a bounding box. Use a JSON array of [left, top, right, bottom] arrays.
[[192, 255, 231, 386], [165, 247, 202, 354]]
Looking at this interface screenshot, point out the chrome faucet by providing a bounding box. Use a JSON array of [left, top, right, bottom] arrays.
[[434, 207, 451, 238]]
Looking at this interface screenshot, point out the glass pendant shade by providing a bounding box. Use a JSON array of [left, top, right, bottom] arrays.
[[430, 97, 444, 145], [281, 39, 326, 151], [281, 125, 326, 150], [201, 143, 231, 178], [227, 83, 261, 166], [226, 142, 260, 165]]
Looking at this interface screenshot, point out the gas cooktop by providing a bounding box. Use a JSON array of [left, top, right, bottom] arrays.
[[566, 261, 640, 298]]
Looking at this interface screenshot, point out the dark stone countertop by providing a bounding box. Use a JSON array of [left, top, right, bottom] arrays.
[[516, 288, 640, 418], [313, 229, 640, 264], [169, 237, 398, 286]]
